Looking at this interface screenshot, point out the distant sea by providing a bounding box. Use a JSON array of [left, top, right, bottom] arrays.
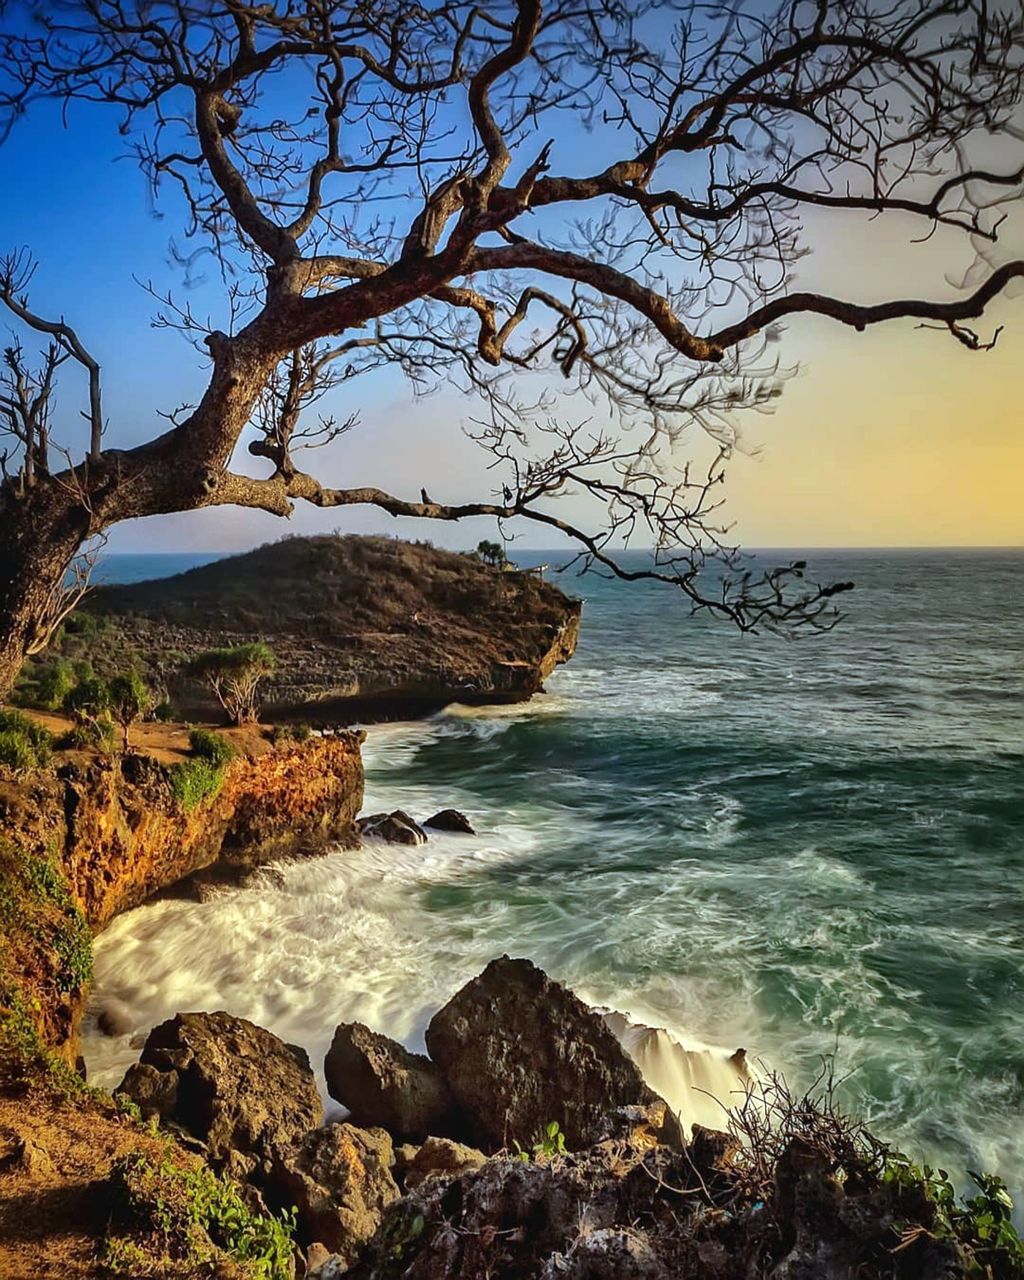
[[85, 548, 1024, 1204]]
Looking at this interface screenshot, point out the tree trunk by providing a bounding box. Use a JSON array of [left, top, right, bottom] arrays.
[[0, 489, 91, 698]]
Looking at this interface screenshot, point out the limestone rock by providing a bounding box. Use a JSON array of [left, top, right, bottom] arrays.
[[425, 956, 666, 1152], [325, 1022, 456, 1142], [357, 810, 426, 845], [423, 809, 475, 834], [269, 1122, 399, 1266], [404, 1136, 487, 1190], [119, 1011, 322, 1185]]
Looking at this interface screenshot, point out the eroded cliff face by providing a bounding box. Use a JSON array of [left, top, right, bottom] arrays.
[[62, 732, 364, 929], [0, 732, 364, 1059]]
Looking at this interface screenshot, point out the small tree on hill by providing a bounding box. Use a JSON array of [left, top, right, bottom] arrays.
[[477, 540, 509, 570], [187, 645, 275, 726], [109, 672, 151, 753]]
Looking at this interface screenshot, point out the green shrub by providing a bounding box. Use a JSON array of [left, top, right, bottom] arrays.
[[106, 1152, 295, 1279], [63, 675, 110, 721], [59, 716, 116, 751], [19, 658, 76, 710], [188, 727, 237, 768], [153, 700, 176, 723], [64, 611, 100, 638], [0, 710, 53, 770], [0, 730, 35, 772], [169, 758, 224, 812]]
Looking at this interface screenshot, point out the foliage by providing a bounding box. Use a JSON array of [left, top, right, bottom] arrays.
[[109, 671, 152, 750], [106, 1150, 296, 1280], [168, 758, 224, 813], [513, 1120, 567, 1163], [881, 1152, 1024, 1277], [0, 842, 94, 1091], [476, 539, 509, 569], [187, 727, 236, 768], [15, 657, 75, 710], [0, 708, 52, 770], [153, 700, 176, 722], [62, 675, 110, 723], [59, 715, 116, 751], [186, 644, 275, 725]]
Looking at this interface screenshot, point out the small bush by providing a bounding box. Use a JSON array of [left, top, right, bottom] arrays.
[[0, 710, 53, 770], [153, 700, 176, 723], [62, 675, 110, 721], [23, 658, 75, 710], [105, 1151, 296, 1279], [169, 758, 224, 812], [0, 730, 35, 772], [64, 611, 100, 639], [188, 727, 237, 768], [59, 716, 117, 752]]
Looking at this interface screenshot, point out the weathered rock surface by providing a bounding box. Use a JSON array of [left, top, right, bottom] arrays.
[[325, 1022, 456, 1142], [403, 1136, 487, 1191], [267, 1122, 399, 1265], [423, 809, 475, 834], [118, 1012, 322, 1186], [425, 956, 675, 1152], [357, 810, 427, 846]]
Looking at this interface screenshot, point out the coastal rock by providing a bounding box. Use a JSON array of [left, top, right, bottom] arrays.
[[325, 1022, 456, 1142], [403, 1136, 487, 1190], [268, 1122, 399, 1264], [119, 1011, 322, 1185], [357, 810, 426, 846], [424, 956, 671, 1152], [423, 809, 475, 834], [83, 535, 582, 721]]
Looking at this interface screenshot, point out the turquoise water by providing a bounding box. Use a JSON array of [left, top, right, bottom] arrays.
[[86, 548, 1024, 1202]]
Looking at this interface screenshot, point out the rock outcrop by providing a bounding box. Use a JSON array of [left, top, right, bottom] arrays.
[[402, 1136, 487, 1191], [117, 1011, 323, 1186], [357, 810, 427, 846], [424, 809, 475, 834], [268, 1122, 399, 1265], [78, 535, 582, 721], [325, 1022, 457, 1142], [425, 957, 679, 1152]]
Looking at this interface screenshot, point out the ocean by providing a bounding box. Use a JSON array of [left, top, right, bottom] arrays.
[[82, 547, 1024, 1204]]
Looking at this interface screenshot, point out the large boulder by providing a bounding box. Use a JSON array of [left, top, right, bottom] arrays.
[[268, 1122, 399, 1266], [424, 957, 677, 1152], [117, 1011, 322, 1185], [325, 1022, 457, 1142]]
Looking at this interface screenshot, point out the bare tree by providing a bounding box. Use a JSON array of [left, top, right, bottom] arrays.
[[0, 0, 1022, 694]]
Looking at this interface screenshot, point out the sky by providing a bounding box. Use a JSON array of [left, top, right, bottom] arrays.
[[0, 64, 1021, 555]]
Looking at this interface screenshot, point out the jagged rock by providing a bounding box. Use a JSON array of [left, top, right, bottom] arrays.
[[425, 956, 675, 1152], [404, 1136, 487, 1190], [116, 1061, 179, 1123], [118, 1011, 322, 1186], [357, 810, 426, 845], [268, 1122, 399, 1265], [324, 1022, 456, 1142], [538, 1229, 667, 1280], [423, 809, 475, 834], [0, 1126, 54, 1178], [352, 1139, 691, 1280], [96, 999, 133, 1038]]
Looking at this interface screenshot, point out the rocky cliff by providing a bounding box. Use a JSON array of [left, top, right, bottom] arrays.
[[0, 732, 363, 1059], [69, 535, 582, 721]]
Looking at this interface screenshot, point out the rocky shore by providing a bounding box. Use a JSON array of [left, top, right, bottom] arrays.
[[97, 957, 993, 1280]]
